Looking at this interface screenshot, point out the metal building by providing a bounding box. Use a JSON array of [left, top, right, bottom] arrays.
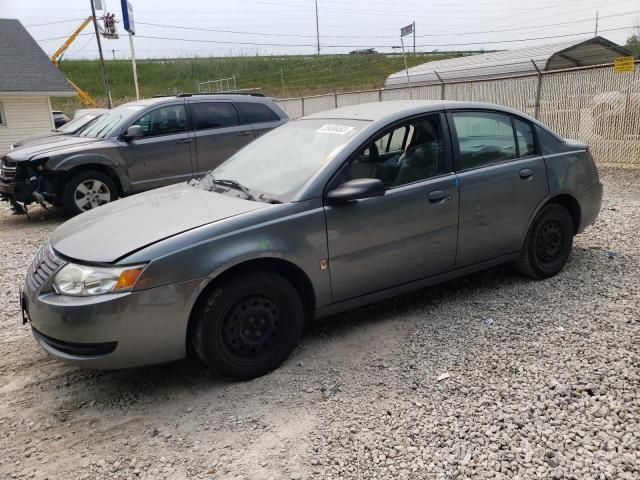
[[385, 36, 632, 88]]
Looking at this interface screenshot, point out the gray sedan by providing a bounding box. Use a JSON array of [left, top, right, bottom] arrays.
[[21, 101, 603, 379]]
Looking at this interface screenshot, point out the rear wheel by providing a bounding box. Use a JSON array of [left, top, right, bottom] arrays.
[[62, 170, 117, 216], [517, 204, 574, 279], [192, 272, 304, 380]]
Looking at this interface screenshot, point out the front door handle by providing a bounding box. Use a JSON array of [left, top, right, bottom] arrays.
[[519, 168, 534, 179], [176, 138, 192, 144], [428, 190, 446, 203], [238, 131, 253, 137]]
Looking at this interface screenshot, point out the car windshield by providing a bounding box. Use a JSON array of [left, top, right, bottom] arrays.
[[194, 119, 367, 202], [77, 105, 145, 139], [57, 114, 100, 133]]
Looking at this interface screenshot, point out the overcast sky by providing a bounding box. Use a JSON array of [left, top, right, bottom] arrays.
[[1, 0, 638, 59]]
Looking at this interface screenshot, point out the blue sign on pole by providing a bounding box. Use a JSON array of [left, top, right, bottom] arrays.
[[121, 0, 135, 35]]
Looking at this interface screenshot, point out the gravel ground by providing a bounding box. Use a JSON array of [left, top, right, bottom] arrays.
[[0, 167, 638, 480]]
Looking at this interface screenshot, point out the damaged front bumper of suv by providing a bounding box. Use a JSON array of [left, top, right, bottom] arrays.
[[0, 155, 56, 213]]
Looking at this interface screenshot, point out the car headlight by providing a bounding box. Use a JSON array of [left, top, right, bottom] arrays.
[[53, 263, 146, 296]]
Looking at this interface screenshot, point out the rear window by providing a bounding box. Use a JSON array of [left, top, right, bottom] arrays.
[[236, 102, 280, 124], [191, 102, 239, 130]]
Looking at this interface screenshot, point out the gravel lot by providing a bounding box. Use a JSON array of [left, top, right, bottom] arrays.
[[0, 167, 638, 480]]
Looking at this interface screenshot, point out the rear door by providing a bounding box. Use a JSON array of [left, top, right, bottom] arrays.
[[235, 101, 286, 138], [189, 101, 255, 176], [449, 110, 549, 267], [119, 101, 194, 193]]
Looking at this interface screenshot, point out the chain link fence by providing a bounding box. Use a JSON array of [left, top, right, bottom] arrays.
[[277, 62, 640, 167]]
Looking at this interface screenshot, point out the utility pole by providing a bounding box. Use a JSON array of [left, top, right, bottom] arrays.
[[595, 10, 599, 36], [89, 0, 112, 108], [129, 35, 140, 99], [413, 21, 415, 53], [280, 66, 285, 97], [315, 0, 320, 55]]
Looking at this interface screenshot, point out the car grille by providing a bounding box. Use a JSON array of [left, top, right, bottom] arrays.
[[0, 156, 17, 180], [27, 244, 64, 291]]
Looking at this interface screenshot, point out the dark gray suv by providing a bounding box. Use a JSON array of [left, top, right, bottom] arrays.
[[0, 94, 287, 215]]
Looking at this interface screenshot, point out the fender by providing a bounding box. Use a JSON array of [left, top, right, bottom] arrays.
[[124, 202, 332, 309], [49, 153, 132, 194], [519, 190, 582, 250]]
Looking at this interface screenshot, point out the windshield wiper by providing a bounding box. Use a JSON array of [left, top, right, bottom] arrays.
[[209, 179, 256, 201]]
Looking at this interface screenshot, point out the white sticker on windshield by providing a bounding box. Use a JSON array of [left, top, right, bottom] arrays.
[[317, 124, 355, 135]]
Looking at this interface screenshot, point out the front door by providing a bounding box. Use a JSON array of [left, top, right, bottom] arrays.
[[324, 113, 459, 302], [449, 111, 549, 267], [120, 102, 194, 193], [188, 101, 255, 176]]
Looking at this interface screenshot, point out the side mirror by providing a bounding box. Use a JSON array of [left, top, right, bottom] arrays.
[[326, 178, 385, 205], [124, 125, 143, 141]]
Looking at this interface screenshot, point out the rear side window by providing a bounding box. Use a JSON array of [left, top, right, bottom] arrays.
[[191, 102, 239, 130], [236, 102, 280, 124], [452, 112, 516, 169], [536, 125, 564, 156], [514, 119, 536, 157]]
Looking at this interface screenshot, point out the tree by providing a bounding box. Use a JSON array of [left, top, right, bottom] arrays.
[[626, 22, 640, 57], [626, 35, 640, 57]]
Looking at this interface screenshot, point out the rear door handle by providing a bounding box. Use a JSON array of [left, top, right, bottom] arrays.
[[428, 190, 446, 203], [519, 168, 534, 179], [238, 131, 253, 137], [176, 138, 192, 144]]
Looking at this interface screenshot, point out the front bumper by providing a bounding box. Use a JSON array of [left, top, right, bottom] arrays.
[[23, 277, 209, 369], [0, 176, 33, 204]]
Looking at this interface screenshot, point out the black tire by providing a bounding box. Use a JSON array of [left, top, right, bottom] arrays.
[[517, 204, 574, 279], [192, 272, 304, 380], [62, 170, 117, 216]]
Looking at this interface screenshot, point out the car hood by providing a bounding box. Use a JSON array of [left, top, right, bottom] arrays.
[[12, 131, 67, 149], [50, 184, 267, 263], [7, 135, 106, 161]]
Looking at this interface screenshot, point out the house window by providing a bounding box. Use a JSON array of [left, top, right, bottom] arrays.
[[0, 102, 6, 126]]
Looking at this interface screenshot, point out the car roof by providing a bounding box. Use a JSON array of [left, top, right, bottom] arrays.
[[119, 94, 278, 110], [302, 100, 537, 125]]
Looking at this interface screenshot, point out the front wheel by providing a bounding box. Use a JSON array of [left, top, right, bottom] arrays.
[[192, 272, 305, 380], [62, 170, 117, 216], [516, 204, 574, 279]]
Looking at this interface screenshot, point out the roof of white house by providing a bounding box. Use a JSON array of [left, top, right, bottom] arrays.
[[385, 36, 632, 88], [0, 18, 75, 96]]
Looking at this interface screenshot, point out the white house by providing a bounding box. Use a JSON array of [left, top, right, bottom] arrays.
[[0, 18, 75, 153]]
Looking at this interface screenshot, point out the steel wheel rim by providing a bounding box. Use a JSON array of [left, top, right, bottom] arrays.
[[74, 179, 111, 211], [222, 295, 282, 361], [536, 220, 564, 264]]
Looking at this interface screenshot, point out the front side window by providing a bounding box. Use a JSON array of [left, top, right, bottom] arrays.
[[130, 104, 188, 137], [452, 112, 516, 169], [191, 102, 239, 130], [236, 102, 280, 124], [346, 114, 446, 188]]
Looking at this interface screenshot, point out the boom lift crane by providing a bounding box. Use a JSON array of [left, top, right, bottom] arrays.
[[51, 17, 98, 108]]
